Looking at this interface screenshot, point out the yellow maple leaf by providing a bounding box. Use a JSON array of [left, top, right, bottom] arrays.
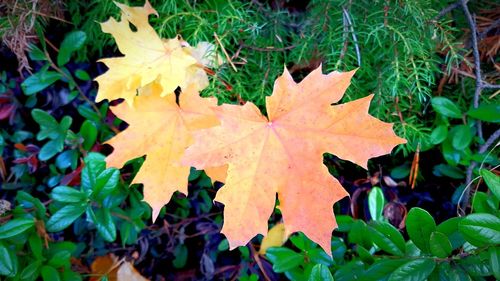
[[95, 1, 207, 106], [182, 66, 406, 255], [105, 84, 218, 220]]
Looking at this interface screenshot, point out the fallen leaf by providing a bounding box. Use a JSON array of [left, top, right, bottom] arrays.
[[182, 65, 406, 255], [259, 223, 287, 255], [95, 1, 207, 106], [117, 262, 149, 281], [90, 254, 149, 281], [105, 84, 218, 220]]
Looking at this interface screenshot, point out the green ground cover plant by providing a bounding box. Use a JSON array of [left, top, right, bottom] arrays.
[[0, 0, 498, 280]]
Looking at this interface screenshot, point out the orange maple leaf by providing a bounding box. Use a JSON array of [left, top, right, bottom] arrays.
[[95, 1, 207, 106], [105, 85, 218, 220], [182, 66, 406, 255]]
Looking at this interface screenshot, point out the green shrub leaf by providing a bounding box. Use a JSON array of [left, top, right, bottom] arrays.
[[308, 264, 333, 281], [388, 259, 436, 281], [431, 97, 462, 118], [46, 204, 86, 232], [429, 231, 452, 258], [406, 208, 436, 253], [0, 217, 35, 239], [458, 213, 500, 247]]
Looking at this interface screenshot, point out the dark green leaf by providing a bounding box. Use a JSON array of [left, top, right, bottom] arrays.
[[79, 120, 97, 151], [57, 31, 86, 66], [93, 208, 116, 242], [46, 204, 86, 232], [0, 242, 17, 276], [74, 69, 90, 81], [308, 264, 333, 281], [429, 231, 452, 258], [51, 186, 87, 203], [430, 125, 448, 144], [0, 217, 34, 239], [22, 71, 61, 95], [41, 265, 60, 281], [94, 168, 120, 197], [451, 125, 472, 150], [370, 221, 405, 256], [458, 254, 492, 276], [437, 217, 465, 250], [172, 244, 188, 268], [55, 150, 78, 170], [39, 139, 64, 161], [266, 248, 304, 273], [20, 261, 41, 281], [490, 247, 500, 280], [480, 169, 500, 201], [406, 207, 436, 253], [363, 259, 407, 281], [467, 104, 500, 122], [48, 251, 71, 268], [388, 259, 436, 281], [433, 164, 464, 179], [458, 213, 500, 246], [431, 97, 462, 118]]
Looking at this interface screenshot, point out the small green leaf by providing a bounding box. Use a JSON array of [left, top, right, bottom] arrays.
[[46, 204, 86, 232], [20, 261, 41, 280], [308, 264, 333, 281], [368, 187, 385, 221], [51, 186, 87, 203], [437, 217, 465, 250], [431, 97, 462, 118], [0, 217, 35, 239], [93, 168, 120, 197], [79, 120, 98, 151], [39, 139, 64, 161], [490, 247, 500, 280], [48, 251, 71, 268], [458, 213, 500, 247], [388, 259, 436, 281], [467, 104, 500, 123], [364, 259, 407, 280], [430, 125, 448, 144], [22, 71, 61, 95], [370, 221, 406, 256], [93, 209, 116, 242], [40, 265, 60, 281], [172, 244, 188, 268], [0, 242, 17, 276], [266, 248, 304, 273], [451, 125, 472, 150], [480, 169, 500, 201], [406, 208, 436, 253], [429, 231, 452, 258], [31, 109, 59, 140], [74, 69, 91, 81], [57, 31, 87, 66]]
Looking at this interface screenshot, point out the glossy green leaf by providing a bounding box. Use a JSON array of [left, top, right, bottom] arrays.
[[266, 248, 304, 273], [368, 187, 385, 221], [308, 264, 333, 281], [20, 261, 41, 281], [57, 31, 87, 66], [406, 208, 436, 253], [451, 125, 472, 150], [458, 213, 500, 247], [46, 204, 86, 232], [51, 186, 87, 203], [388, 259, 436, 281], [93, 208, 116, 242], [22, 71, 61, 95], [431, 97, 462, 118], [0, 217, 35, 239], [40, 265, 60, 281], [430, 125, 448, 144], [48, 251, 71, 268], [480, 169, 500, 201], [0, 242, 17, 276], [370, 221, 406, 256], [490, 247, 500, 280], [429, 231, 452, 258], [467, 104, 500, 123], [80, 120, 98, 151]]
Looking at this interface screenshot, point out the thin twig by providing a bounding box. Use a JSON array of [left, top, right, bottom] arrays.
[[240, 42, 296, 52], [461, 0, 483, 140], [342, 7, 361, 67], [432, 1, 463, 21], [214, 32, 237, 72]]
